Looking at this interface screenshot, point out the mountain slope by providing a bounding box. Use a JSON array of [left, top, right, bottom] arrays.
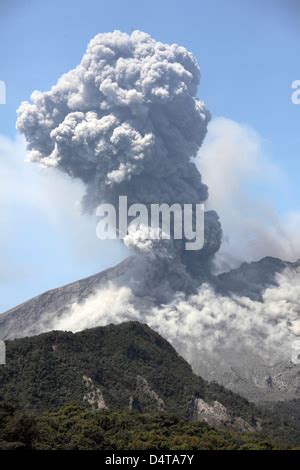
[[2, 256, 298, 341], [0, 257, 136, 340], [0, 321, 298, 448], [217, 256, 300, 300], [0, 256, 299, 403], [0, 321, 257, 429]]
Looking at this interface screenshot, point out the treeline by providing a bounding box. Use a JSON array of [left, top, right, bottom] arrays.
[[0, 401, 288, 450]]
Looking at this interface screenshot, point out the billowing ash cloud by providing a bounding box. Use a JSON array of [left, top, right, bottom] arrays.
[[16, 30, 221, 265], [49, 267, 299, 362]]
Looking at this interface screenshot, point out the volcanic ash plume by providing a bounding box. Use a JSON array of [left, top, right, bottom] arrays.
[[16, 30, 221, 270], [12, 31, 299, 401]]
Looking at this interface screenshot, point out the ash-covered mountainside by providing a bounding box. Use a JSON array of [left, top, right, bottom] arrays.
[[1, 256, 297, 339], [0, 256, 299, 403], [218, 256, 300, 300]]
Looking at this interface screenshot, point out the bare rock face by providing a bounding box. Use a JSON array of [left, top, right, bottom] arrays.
[[188, 398, 257, 433], [128, 396, 142, 412], [136, 375, 166, 412], [83, 375, 107, 410]]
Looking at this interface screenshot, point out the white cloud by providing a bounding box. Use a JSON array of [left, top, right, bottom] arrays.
[[197, 117, 300, 271]]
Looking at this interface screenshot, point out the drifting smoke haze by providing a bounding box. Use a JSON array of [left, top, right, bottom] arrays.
[[45, 266, 300, 367], [16, 31, 299, 395]]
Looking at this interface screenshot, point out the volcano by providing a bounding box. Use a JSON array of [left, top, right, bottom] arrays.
[[1, 255, 299, 403]]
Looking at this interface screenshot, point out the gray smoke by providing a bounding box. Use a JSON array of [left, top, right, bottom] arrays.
[[17, 30, 221, 270]]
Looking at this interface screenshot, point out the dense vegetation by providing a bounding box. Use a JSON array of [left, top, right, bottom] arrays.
[[0, 402, 285, 450], [259, 399, 300, 446], [0, 322, 256, 419], [0, 322, 298, 449]]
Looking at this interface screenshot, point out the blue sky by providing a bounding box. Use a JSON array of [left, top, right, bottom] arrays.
[[0, 0, 299, 311]]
